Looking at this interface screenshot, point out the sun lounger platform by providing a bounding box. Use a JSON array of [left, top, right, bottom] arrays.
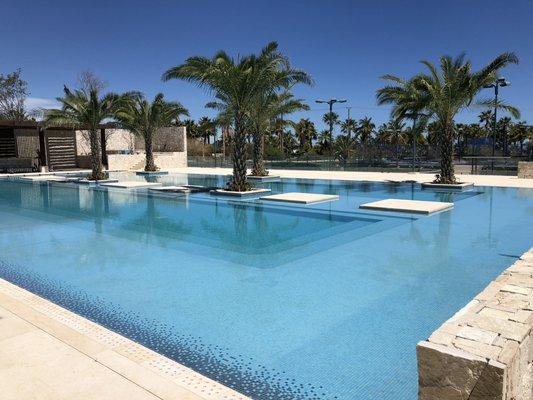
[[100, 181, 162, 189], [359, 199, 453, 214], [260, 192, 339, 204]]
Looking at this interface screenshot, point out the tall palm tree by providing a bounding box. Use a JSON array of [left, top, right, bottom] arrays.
[[294, 118, 317, 152], [356, 117, 375, 160], [376, 75, 428, 170], [197, 116, 216, 145], [181, 119, 199, 139], [115, 92, 188, 171], [334, 135, 356, 167], [163, 42, 311, 191], [412, 53, 518, 183], [251, 92, 308, 175], [341, 118, 358, 139], [509, 121, 532, 156], [44, 85, 121, 180]]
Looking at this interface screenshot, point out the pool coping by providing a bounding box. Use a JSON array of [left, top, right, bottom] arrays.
[[0, 277, 249, 400], [417, 247, 533, 399]]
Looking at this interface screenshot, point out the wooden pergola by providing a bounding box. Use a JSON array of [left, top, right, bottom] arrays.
[[0, 120, 116, 170]]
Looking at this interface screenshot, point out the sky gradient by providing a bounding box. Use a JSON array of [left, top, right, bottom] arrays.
[[2, 0, 532, 131]]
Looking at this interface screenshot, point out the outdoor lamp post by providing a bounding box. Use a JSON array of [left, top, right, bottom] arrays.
[[315, 98, 347, 145], [483, 77, 510, 171]]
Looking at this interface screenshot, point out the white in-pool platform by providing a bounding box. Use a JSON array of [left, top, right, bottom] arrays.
[[149, 185, 191, 193], [260, 192, 339, 204], [19, 175, 67, 182], [210, 188, 271, 197], [100, 181, 162, 189], [359, 199, 453, 214]]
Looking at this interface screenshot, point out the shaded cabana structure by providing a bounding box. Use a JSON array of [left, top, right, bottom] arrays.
[[0, 120, 187, 173]]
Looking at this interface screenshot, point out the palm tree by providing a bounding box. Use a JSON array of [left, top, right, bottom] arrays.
[[197, 116, 216, 145], [341, 118, 358, 139], [322, 111, 340, 144], [334, 135, 356, 167], [509, 121, 532, 156], [247, 91, 309, 176], [317, 130, 332, 153], [356, 117, 375, 160], [376, 75, 428, 171], [412, 53, 518, 183], [115, 92, 188, 171], [44, 84, 121, 180], [164, 42, 311, 190], [294, 118, 317, 152], [182, 119, 199, 139], [478, 110, 493, 133]]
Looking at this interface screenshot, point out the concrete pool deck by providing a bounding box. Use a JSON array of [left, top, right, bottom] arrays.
[[0, 278, 248, 400], [171, 167, 533, 189]]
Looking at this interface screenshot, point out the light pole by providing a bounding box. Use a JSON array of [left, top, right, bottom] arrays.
[[483, 77, 510, 171], [316, 98, 347, 145]]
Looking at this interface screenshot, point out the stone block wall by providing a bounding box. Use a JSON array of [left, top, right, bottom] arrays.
[[107, 152, 187, 171], [417, 248, 533, 400], [518, 162, 533, 179], [76, 126, 187, 156], [76, 128, 136, 155]]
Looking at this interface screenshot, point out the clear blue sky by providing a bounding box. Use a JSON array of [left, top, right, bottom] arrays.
[[2, 0, 532, 131]]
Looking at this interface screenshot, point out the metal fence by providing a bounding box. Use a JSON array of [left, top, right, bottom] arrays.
[[187, 154, 525, 175]]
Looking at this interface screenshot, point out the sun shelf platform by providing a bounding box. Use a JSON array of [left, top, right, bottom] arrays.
[[100, 181, 162, 189], [78, 178, 119, 184], [247, 175, 281, 182], [260, 192, 339, 204], [359, 199, 453, 214], [19, 175, 67, 182], [210, 188, 271, 197], [135, 171, 169, 176], [421, 182, 473, 190]]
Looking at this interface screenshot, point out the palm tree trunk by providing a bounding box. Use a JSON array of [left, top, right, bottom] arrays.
[[437, 121, 456, 184], [144, 131, 157, 171], [228, 113, 249, 191], [251, 132, 267, 176], [89, 128, 105, 180]]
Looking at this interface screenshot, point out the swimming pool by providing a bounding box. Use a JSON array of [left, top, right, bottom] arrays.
[[0, 173, 531, 399]]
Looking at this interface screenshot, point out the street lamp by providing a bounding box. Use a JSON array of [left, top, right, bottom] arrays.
[[483, 77, 510, 171], [316, 98, 347, 145]]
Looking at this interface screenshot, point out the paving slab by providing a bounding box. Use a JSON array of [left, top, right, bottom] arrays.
[[421, 182, 474, 190], [210, 188, 271, 197], [149, 186, 191, 193], [260, 192, 339, 204], [78, 178, 119, 184], [359, 198, 453, 214], [18, 175, 67, 182], [135, 171, 169, 176], [100, 181, 162, 189], [247, 175, 281, 182]]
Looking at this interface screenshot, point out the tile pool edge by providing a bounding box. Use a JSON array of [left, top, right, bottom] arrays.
[[417, 247, 533, 400], [0, 277, 249, 400]]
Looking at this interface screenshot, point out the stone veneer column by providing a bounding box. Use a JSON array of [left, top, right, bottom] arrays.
[[417, 248, 533, 400]]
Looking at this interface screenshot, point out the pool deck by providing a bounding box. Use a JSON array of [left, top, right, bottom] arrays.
[[0, 278, 248, 400], [173, 167, 533, 189]]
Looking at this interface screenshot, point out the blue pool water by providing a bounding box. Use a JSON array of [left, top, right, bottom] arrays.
[[0, 173, 531, 399]]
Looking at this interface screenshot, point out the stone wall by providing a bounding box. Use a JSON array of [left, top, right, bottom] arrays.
[[76, 127, 186, 155], [107, 152, 187, 171], [417, 248, 533, 400], [76, 128, 135, 155], [518, 162, 533, 179]]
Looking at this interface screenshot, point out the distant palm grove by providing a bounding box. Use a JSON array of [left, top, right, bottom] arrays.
[[1, 44, 532, 188]]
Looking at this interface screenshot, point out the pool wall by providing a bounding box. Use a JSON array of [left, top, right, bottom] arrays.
[[417, 248, 533, 400], [0, 277, 248, 400]]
